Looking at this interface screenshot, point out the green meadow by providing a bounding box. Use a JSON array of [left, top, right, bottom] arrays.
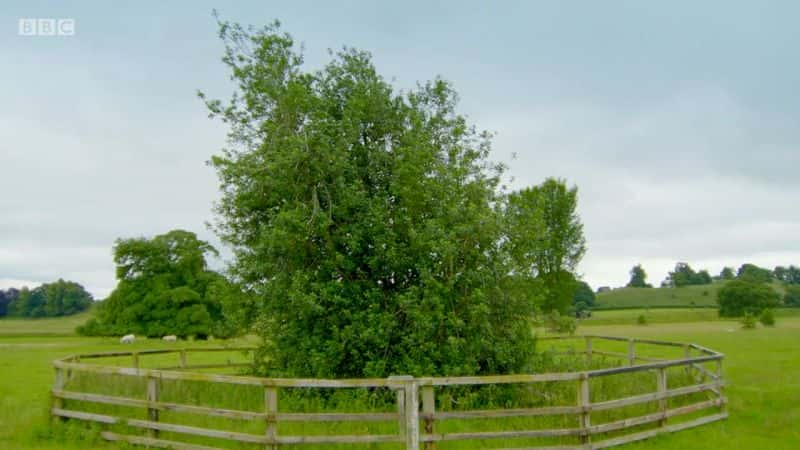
[[1, 311, 798, 449]]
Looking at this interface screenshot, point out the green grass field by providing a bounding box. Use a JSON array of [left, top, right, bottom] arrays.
[[594, 281, 788, 310], [1, 311, 799, 449], [594, 284, 723, 309]]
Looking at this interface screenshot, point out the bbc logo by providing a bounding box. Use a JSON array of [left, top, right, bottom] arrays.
[[18, 18, 75, 36]]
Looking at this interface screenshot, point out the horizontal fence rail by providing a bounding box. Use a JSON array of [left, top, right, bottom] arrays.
[[51, 335, 727, 450]]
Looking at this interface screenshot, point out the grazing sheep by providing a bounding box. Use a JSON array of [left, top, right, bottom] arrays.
[[162, 335, 177, 342], [120, 334, 135, 344]]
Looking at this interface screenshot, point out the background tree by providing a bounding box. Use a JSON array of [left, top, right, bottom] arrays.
[[201, 20, 538, 378], [783, 285, 800, 307], [77, 230, 235, 339], [736, 263, 773, 283], [572, 280, 595, 316], [2, 282, 91, 318], [774, 265, 800, 284], [504, 179, 586, 313], [719, 267, 735, 280], [665, 262, 712, 287], [626, 264, 651, 288], [0, 290, 8, 317], [717, 280, 779, 317]]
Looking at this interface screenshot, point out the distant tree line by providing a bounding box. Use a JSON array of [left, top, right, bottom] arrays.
[[620, 261, 800, 316], [0, 280, 93, 318]]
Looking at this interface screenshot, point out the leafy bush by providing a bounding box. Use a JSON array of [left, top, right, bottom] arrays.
[[740, 312, 757, 329], [759, 309, 775, 327], [547, 311, 577, 335], [636, 314, 648, 325], [717, 280, 779, 317]]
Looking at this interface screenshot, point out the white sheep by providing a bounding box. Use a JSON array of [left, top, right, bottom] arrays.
[[120, 334, 135, 344], [162, 335, 177, 342]]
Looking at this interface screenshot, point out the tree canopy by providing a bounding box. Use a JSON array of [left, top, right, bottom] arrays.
[[504, 179, 586, 313], [665, 262, 712, 287], [77, 230, 235, 339], [719, 267, 735, 280], [626, 264, 651, 288], [736, 263, 773, 284], [572, 280, 595, 316], [201, 20, 585, 378], [717, 280, 779, 317], [1, 282, 91, 318]]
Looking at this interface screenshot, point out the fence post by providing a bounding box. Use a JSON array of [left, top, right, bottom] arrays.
[[132, 352, 139, 370], [716, 357, 725, 413], [585, 336, 593, 366], [265, 386, 278, 450], [53, 367, 65, 422], [147, 375, 160, 437], [684, 344, 692, 379], [389, 376, 413, 441], [628, 339, 636, 366], [578, 372, 591, 445], [422, 385, 436, 450], [179, 350, 187, 369], [404, 379, 420, 450], [656, 368, 667, 427]]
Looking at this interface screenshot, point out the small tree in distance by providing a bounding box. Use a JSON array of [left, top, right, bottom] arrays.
[[717, 280, 779, 317], [627, 264, 652, 288], [719, 266, 735, 280]]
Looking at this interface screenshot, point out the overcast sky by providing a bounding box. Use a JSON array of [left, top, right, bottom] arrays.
[[2, 1, 800, 298]]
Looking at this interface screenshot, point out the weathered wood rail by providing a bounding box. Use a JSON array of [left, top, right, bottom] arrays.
[[51, 335, 726, 450]]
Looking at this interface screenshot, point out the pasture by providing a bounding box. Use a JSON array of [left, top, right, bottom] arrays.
[[1, 312, 798, 449], [594, 282, 788, 310]]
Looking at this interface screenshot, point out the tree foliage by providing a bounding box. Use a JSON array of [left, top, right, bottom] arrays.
[[736, 263, 773, 284], [717, 280, 779, 317], [200, 20, 584, 378], [504, 179, 586, 313], [77, 230, 235, 339], [665, 262, 712, 287], [773, 265, 800, 284], [572, 280, 595, 317], [626, 264, 651, 288], [783, 285, 800, 307], [719, 267, 735, 280], [2, 282, 91, 318], [0, 288, 18, 317]]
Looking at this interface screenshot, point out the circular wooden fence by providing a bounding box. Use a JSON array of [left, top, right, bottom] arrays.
[[51, 335, 726, 450]]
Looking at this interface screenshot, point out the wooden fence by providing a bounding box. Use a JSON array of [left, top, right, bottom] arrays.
[[51, 335, 726, 450]]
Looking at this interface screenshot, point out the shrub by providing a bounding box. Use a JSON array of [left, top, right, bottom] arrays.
[[547, 311, 577, 335], [636, 314, 648, 325], [740, 313, 757, 329], [759, 309, 775, 327], [717, 280, 779, 317]]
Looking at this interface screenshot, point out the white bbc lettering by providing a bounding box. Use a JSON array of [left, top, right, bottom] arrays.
[[18, 19, 36, 36], [17, 18, 75, 36]]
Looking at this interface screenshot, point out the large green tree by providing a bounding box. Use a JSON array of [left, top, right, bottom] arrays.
[[77, 230, 234, 339], [504, 179, 586, 313], [202, 20, 538, 378]]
